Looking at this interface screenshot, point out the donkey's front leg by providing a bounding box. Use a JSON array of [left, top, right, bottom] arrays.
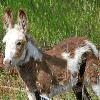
[[26, 86, 37, 100], [27, 91, 36, 100], [17, 66, 41, 100], [26, 84, 43, 100], [92, 83, 100, 100]]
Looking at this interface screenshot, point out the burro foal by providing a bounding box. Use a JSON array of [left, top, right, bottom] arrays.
[[2, 8, 100, 100]]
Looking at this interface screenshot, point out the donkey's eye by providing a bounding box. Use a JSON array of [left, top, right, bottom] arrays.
[[16, 41, 21, 46]]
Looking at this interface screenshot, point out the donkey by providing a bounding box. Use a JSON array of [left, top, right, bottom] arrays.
[[2, 8, 100, 100]]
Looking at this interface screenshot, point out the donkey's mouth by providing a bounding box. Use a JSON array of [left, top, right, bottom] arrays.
[[3, 59, 14, 67], [3, 63, 13, 68]]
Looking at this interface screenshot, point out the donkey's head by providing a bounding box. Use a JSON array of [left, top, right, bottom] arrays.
[[2, 8, 28, 66]]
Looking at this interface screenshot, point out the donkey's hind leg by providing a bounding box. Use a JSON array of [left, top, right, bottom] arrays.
[[92, 82, 100, 100], [73, 54, 86, 100]]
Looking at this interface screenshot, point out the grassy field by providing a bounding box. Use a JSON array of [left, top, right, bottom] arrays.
[[0, 0, 100, 48], [0, 0, 100, 100]]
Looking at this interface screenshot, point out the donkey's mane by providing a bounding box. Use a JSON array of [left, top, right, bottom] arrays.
[[18, 35, 42, 65]]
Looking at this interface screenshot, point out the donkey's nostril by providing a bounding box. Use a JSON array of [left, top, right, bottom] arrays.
[[3, 58, 12, 65], [9, 60, 12, 64]]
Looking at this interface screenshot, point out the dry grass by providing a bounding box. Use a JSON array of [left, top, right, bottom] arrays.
[[0, 69, 98, 100], [0, 70, 28, 100], [0, 69, 76, 100]]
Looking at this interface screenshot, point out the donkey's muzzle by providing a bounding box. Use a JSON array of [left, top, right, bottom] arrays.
[[3, 58, 12, 66]]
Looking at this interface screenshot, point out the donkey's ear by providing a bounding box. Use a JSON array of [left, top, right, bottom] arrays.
[[3, 8, 14, 30], [17, 9, 27, 32]]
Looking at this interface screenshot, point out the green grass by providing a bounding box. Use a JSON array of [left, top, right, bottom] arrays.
[[0, 0, 100, 99], [0, 0, 100, 48]]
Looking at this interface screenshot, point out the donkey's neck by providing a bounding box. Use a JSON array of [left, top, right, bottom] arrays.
[[18, 40, 42, 66], [26, 41, 42, 61]]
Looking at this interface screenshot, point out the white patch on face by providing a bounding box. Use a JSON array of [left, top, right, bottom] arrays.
[[62, 45, 90, 73], [3, 26, 26, 65], [85, 40, 99, 58], [92, 84, 100, 100]]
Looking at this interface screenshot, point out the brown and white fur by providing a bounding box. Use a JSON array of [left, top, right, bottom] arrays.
[[2, 8, 100, 100]]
